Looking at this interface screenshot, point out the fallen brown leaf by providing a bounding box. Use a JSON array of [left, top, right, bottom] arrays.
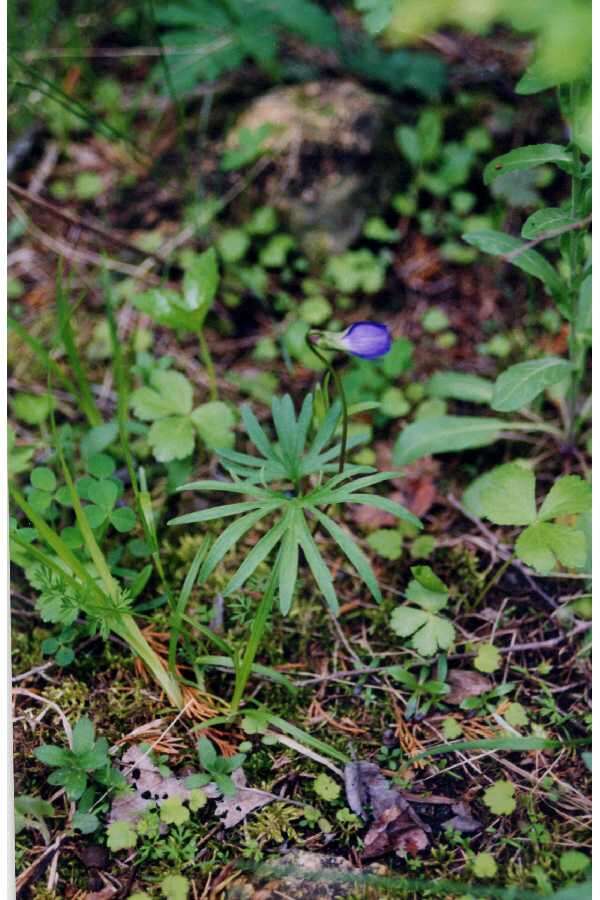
[[445, 670, 492, 705], [344, 761, 480, 861]]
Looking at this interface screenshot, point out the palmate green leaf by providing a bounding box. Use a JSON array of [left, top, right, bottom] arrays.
[[297, 515, 339, 613], [393, 415, 507, 465], [462, 230, 564, 301], [478, 463, 537, 526], [516, 522, 586, 575], [483, 144, 573, 185], [223, 513, 291, 596], [191, 402, 236, 451], [199, 506, 280, 583], [491, 357, 573, 412], [134, 248, 218, 332], [482, 779, 516, 815], [390, 606, 454, 657], [538, 475, 592, 521], [148, 417, 196, 463], [405, 565, 448, 612], [130, 370, 194, 420], [311, 508, 382, 602], [367, 529, 403, 561]]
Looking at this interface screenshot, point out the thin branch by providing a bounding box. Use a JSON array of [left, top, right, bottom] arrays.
[[503, 214, 592, 262]]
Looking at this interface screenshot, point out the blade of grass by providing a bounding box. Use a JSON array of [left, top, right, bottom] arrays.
[[168, 537, 211, 675], [412, 735, 591, 761], [105, 282, 171, 593], [195, 656, 297, 693], [55, 263, 101, 427], [8, 316, 78, 396], [229, 556, 280, 714]]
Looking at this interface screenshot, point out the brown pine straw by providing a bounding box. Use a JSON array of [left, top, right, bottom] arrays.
[[306, 697, 369, 736], [392, 700, 426, 767], [133, 627, 239, 755]]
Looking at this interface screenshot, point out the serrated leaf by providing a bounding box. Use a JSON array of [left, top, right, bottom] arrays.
[[538, 475, 592, 521], [160, 874, 190, 900], [505, 702, 528, 728], [393, 416, 506, 465], [313, 773, 341, 801], [148, 417, 195, 463], [484, 144, 573, 185], [34, 744, 71, 767], [135, 248, 218, 332], [390, 605, 429, 638], [442, 717, 462, 739], [191, 402, 236, 451], [131, 370, 194, 420], [491, 357, 573, 412], [367, 528, 403, 560], [482, 779, 516, 815], [160, 795, 190, 826], [473, 851, 497, 878], [107, 819, 138, 852], [405, 565, 448, 611], [559, 850, 590, 875], [412, 616, 455, 657], [189, 789, 208, 812], [61, 769, 88, 800], [391, 605, 454, 657], [72, 717, 95, 755], [474, 644, 501, 674], [479, 463, 537, 526], [516, 522, 586, 575]]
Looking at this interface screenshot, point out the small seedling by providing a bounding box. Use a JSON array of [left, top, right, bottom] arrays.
[[185, 737, 246, 797]]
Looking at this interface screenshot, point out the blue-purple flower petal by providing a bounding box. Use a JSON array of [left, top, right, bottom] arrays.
[[341, 321, 392, 359]]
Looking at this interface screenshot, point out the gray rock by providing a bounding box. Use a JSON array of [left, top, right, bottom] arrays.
[[227, 80, 391, 257]]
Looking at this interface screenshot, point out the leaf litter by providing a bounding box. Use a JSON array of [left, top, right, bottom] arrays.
[[344, 761, 480, 860]]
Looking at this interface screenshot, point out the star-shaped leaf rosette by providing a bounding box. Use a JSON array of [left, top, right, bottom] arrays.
[[169, 393, 420, 616], [168, 320, 414, 713]]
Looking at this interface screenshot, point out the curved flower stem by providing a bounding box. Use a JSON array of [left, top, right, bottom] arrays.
[[305, 335, 348, 475], [198, 328, 218, 402]]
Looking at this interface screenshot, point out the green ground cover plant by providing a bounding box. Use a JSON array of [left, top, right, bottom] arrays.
[[8, 0, 591, 897]]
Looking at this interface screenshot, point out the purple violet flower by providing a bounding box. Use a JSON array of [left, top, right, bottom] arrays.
[[311, 321, 392, 360]]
